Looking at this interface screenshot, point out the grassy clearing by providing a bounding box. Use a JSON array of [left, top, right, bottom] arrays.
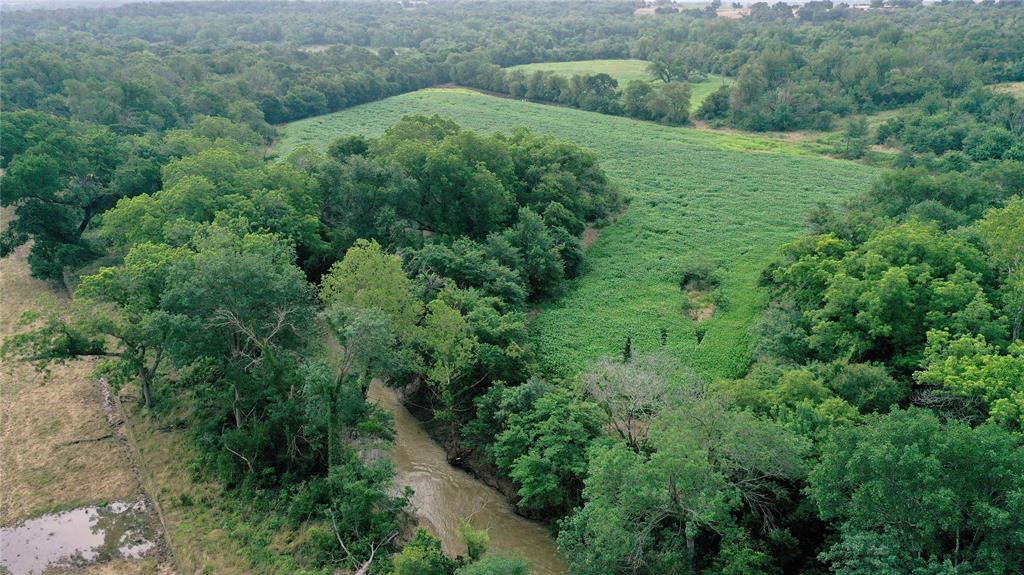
[[0, 234, 138, 526], [688, 74, 732, 112], [509, 59, 656, 84], [506, 59, 732, 111], [279, 88, 879, 380], [990, 81, 1024, 99]]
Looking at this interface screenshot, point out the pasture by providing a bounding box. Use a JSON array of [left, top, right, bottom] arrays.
[[509, 59, 656, 84], [507, 59, 732, 111], [279, 88, 880, 379]]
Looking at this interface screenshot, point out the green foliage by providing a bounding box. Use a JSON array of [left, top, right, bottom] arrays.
[[808, 408, 1024, 575], [310, 114, 619, 300], [466, 381, 604, 516], [821, 362, 908, 414], [421, 298, 479, 443], [864, 164, 1022, 230], [0, 112, 162, 282], [289, 453, 408, 571], [457, 519, 490, 562], [916, 331, 1024, 430], [766, 220, 1003, 373], [842, 118, 870, 159], [558, 390, 808, 575], [77, 241, 193, 405], [644, 82, 692, 125], [510, 60, 656, 85], [407, 238, 528, 309], [280, 88, 878, 379], [499, 208, 566, 300], [100, 137, 327, 273], [978, 196, 1024, 340], [392, 530, 457, 575], [495, 387, 604, 514], [696, 85, 732, 121], [320, 239, 422, 338]]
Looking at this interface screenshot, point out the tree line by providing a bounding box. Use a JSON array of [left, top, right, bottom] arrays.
[[3, 1, 1024, 573], [4, 1, 1023, 139]]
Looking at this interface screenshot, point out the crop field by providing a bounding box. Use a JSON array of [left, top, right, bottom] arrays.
[[508, 59, 656, 84], [506, 59, 732, 111], [279, 88, 880, 379]]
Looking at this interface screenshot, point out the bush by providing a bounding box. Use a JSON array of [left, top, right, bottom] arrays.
[[392, 530, 457, 575], [678, 259, 721, 292]]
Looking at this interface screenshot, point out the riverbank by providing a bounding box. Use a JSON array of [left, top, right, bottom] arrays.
[[368, 381, 567, 575]]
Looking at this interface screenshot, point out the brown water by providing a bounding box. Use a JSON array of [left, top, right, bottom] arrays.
[[368, 381, 567, 575], [0, 499, 157, 575]]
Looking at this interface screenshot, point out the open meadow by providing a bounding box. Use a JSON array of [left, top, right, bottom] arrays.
[[507, 59, 732, 111], [508, 59, 657, 84], [279, 88, 880, 379]]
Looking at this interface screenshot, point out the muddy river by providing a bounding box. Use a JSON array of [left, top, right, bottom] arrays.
[[368, 381, 567, 575]]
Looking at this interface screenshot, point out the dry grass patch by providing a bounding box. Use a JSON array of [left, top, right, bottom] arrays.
[[684, 289, 717, 322], [991, 82, 1024, 99], [0, 241, 138, 526], [42, 558, 168, 575]]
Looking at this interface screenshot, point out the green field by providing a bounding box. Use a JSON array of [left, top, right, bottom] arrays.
[[507, 59, 732, 111], [509, 59, 657, 84], [688, 74, 731, 112], [279, 88, 879, 379]]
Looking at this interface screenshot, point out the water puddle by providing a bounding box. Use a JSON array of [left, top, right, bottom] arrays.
[[0, 499, 157, 575]]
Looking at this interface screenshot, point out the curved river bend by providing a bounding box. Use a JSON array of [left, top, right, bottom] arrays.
[[368, 381, 567, 575]]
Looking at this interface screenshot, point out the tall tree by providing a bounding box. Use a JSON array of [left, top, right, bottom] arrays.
[[1, 112, 161, 283], [978, 197, 1024, 340], [559, 390, 807, 574], [809, 408, 1024, 575]]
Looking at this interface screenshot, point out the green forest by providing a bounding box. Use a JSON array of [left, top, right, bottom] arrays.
[[1, 1, 1022, 575]]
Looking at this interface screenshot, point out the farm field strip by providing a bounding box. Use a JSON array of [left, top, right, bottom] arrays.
[[506, 59, 733, 111], [279, 87, 880, 379]]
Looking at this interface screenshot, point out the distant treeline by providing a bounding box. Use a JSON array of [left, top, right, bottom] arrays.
[[4, 0, 1023, 138]]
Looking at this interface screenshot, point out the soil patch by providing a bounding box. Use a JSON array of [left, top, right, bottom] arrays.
[[684, 288, 716, 322], [582, 225, 601, 249]]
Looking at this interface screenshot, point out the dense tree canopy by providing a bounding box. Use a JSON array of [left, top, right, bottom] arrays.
[[3, 1, 1024, 574]]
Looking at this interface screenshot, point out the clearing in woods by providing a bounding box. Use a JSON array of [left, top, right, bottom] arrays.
[[507, 59, 732, 111], [991, 81, 1024, 99], [0, 223, 139, 526], [278, 87, 880, 380], [0, 213, 166, 573]]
